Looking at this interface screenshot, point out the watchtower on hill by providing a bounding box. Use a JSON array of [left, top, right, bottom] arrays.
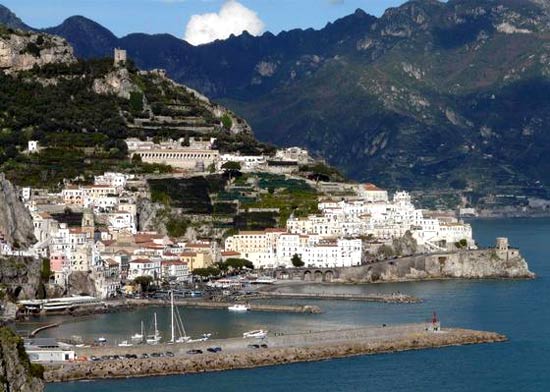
[[114, 48, 127, 67]]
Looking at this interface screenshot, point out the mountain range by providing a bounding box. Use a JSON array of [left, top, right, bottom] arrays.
[[2, 0, 550, 203]]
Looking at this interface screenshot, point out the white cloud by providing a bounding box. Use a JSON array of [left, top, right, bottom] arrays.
[[184, 0, 265, 46]]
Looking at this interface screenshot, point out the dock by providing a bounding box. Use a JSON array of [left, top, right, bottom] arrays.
[[43, 324, 507, 382]]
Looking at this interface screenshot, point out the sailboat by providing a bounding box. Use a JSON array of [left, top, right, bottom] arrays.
[[146, 313, 162, 345], [131, 321, 145, 343], [170, 290, 191, 343]]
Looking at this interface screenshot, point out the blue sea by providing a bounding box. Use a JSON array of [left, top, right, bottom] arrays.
[[46, 218, 550, 392]]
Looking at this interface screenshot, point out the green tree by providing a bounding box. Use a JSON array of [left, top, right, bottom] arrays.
[[291, 254, 304, 267], [134, 275, 153, 292], [223, 258, 254, 271], [221, 113, 233, 130], [222, 161, 241, 171], [192, 266, 220, 278]]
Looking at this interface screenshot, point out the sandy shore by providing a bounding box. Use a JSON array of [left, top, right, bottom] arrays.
[[44, 324, 506, 382]]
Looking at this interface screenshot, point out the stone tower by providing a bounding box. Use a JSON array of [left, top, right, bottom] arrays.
[[81, 208, 95, 238], [496, 237, 509, 251], [114, 48, 127, 67]]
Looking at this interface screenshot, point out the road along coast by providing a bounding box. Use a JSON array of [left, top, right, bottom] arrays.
[[44, 324, 506, 383]]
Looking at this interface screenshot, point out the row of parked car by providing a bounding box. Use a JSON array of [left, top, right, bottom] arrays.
[[89, 347, 225, 361], [186, 347, 222, 355]]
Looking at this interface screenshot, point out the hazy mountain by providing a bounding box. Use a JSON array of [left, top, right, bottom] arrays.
[[3, 0, 550, 201]]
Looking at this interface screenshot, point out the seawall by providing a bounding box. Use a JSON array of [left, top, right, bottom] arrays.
[[43, 325, 506, 382]]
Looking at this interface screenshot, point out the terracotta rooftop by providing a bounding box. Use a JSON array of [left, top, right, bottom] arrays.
[[364, 183, 384, 191]]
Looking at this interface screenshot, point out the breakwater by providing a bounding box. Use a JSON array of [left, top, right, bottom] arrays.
[[103, 299, 322, 314], [257, 292, 421, 303], [43, 325, 506, 382]]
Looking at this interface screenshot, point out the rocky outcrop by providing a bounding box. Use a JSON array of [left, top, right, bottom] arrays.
[[67, 271, 96, 297], [0, 257, 43, 301], [92, 67, 140, 99], [136, 198, 167, 234], [0, 31, 75, 73], [0, 327, 44, 391], [339, 248, 535, 283], [0, 174, 35, 248]]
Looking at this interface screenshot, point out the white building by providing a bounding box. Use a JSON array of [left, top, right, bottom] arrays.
[[224, 229, 362, 268], [161, 260, 190, 282], [94, 172, 131, 190], [127, 258, 161, 280], [28, 140, 39, 153]]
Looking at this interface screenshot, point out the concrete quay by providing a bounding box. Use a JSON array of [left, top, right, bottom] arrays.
[[44, 324, 506, 382]]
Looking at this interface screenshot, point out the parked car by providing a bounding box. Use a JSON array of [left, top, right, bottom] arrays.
[[165, 351, 175, 357], [260, 344, 268, 348], [186, 349, 203, 355], [247, 344, 260, 349], [207, 346, 222, 353], [141, 353, 149, 359]]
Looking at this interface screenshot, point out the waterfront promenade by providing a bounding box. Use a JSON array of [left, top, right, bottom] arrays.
[[44, 324, 506, 382]]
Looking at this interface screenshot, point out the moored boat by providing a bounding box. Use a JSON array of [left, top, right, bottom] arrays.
[[228, 304, 250, 312], [243, 329, 268, 339]]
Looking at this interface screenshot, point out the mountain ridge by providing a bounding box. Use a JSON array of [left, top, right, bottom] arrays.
[[2, 0, 550, 207]]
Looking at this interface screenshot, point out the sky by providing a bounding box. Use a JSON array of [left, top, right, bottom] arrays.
[[1, 0, 409, 45]]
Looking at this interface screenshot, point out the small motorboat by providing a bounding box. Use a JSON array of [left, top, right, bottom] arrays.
[[97, 337, 107, 343], [228, 304, 250, 312], [243, 329, 268, 339], [118, 340, 133, 347]]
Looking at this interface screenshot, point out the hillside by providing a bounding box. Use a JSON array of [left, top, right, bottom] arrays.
[[8, 0, 550, 206], [0, 29, 271, 189]]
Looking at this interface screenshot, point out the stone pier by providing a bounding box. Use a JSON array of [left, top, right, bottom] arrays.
[[44, 324, 506, 382]]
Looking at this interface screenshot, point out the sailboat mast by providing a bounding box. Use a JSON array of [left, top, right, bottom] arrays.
[[154, 312, 158, 336], [171, 290, 175, 343]]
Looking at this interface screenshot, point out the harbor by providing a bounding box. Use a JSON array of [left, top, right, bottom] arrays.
[[42, 324, 507, 382]]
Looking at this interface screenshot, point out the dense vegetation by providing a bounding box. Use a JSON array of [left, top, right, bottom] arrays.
[[32, 0, 550, 205]]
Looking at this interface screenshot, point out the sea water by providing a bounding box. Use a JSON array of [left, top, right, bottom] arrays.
[[46, 218, 550, 391]]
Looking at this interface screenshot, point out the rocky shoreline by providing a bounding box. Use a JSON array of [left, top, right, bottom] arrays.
[[43, 326, 506, 383]]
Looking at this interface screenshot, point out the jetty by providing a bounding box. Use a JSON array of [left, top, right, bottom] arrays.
[[43, 324, 506, 382], [256, 292, 421, 303], [105, 298, 322, 314]]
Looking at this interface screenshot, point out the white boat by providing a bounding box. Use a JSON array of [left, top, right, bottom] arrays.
[[169, 290, 194, 344], [228, 304, 250, 312], [146, 313, 162, 345], [118, 340, 133, 347], [251, 277, 277, 285], [97, 336, 107, 343], [131, 321, 145, 343], [187, 333, 212, 343], [243, 329, 268, 339]]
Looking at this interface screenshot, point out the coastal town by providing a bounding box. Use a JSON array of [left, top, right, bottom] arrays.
[[1, 137, 479, 301]]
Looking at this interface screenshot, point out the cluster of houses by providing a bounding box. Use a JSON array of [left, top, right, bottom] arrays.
[[223, 184, 474, 269], [7, 139, 476, 298], [15, 172, 218, 299]]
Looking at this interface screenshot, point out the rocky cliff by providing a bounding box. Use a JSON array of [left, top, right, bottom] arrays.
[[0, 256, 43, 302], [0, 28, 75, 73], [339, 248, 535, 283], [0, 327, 44, 392], [0, 174, 35, 248]]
